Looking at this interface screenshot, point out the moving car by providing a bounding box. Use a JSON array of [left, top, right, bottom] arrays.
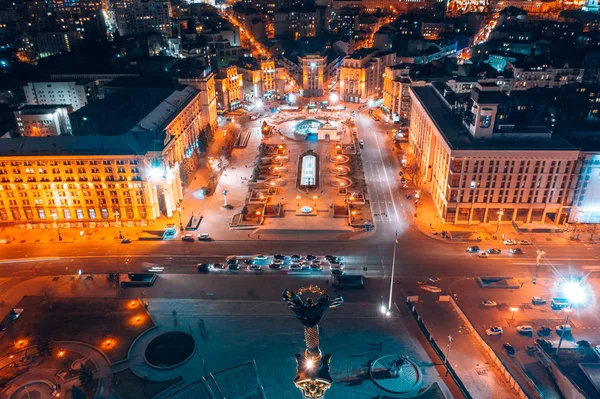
[[502, 239, 517, 245], [249, 265, 263, 272], [516, 325, 533, 334], [198, 233, 211, 241], [273, 254, 286, 260], [519, 240, 533, 245], [121, 238, 131, 244], [253, 255, 269, 262], [556, 324, 572, 334], [269, 263, 283, 270], [271, 259, 284, 265], [482, 300, 497, 307], [509, 248, 523, 254], [478, 252, 489, 258], [228, 263, 239, 271], [330, 257, 344, 265], [290, 254, 302, 260], [290, 264, 302, 271], [429, 277, 440, 283], [325, 255, 338, 261], [197, 263, 211, 273], [532, 297, 547, 305], [486, 326, 503, 336], [306, 255, 317, 261], [420, 285, 442, 293], [487, 248, 501, 254], [467, 246, 480, 253], [311, 264, 323, 271], [213, 263, 226, 269], [359, 139, 364, 149], [243, 259, 254, 265], [226, 258, 239, 265], [503, 343, 516, 355], [577, 340, 591, 348], [181, 234, 195, 242]]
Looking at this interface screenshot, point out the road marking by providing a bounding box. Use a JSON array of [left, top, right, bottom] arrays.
[[0, 257, 60, 264], [372, 129, 400, 222]]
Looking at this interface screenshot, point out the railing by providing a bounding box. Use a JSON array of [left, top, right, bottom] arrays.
[[406, 298, 473, 399]]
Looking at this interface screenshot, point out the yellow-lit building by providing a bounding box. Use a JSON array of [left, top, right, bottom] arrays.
[[237, 58, 286, 101], [339, 49, 396, 103], [382, 65, 414, 122], [0, 83, 214, 227], [215, 65, 244, 112], [178, 69, 218, 132]]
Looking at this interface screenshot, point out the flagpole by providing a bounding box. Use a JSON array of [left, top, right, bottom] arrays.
[[388, 232, 397, 310]]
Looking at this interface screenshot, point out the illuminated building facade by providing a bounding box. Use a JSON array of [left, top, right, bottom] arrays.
[[339, 49, 396, 103], [23, 80, 98, 111], [177, 70, 218, 132], [382, 65, 414, 122], [299, 54, 326, 97], [237, 59, 286, 101], [510, 63, 584, 91], [0, 84, 212, 226], [14, 105, 73, 137], [215, 65, 244, 112], [112, 0, 173, 37], [408, 83, 580, 225], [34, 30, 77, 59]]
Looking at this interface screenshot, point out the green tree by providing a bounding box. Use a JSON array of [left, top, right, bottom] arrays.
[[71, 385, 86, 399], [38, 337, 54, 357], [79, 364, 94, 389]]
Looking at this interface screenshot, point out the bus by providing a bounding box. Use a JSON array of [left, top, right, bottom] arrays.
[[551, 297, 569, 310]]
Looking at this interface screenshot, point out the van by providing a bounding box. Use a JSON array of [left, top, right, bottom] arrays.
[[551, 297, 569, 310]]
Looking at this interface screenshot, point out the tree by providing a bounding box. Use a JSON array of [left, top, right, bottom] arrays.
[[38, 337, 54, 357], [71, 385, 86, 399], [79, 364, 94, 389], [587, 224, 598, 241], [403, 156, 422, 188]]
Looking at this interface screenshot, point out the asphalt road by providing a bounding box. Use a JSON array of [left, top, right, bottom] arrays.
[[0, 107, 599, 282]]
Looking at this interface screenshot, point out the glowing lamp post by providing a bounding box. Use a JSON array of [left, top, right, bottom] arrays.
[[115, 211, 123, 239], [557, 280, 587, 353], [296, 195, 301, 206], [509, 306, 518, 320], [494, 209, 504, 240], [534, 250, 544, 284]]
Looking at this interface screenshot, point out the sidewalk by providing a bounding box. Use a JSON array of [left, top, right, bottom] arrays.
[[412, 292, 519, 399]]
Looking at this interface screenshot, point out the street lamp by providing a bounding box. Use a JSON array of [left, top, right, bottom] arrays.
[[52, 214, 62, 241], [534, 250, 545, 284], [296, 195, 301, 206], [115, 211, 122, 239], [495, 209, 504, 240], [556, 279, 587, 353], [177, 207, 183, 231], [313, 195, 318, 206], [509, 306, 519, 320], [445, 335, 453, 376]]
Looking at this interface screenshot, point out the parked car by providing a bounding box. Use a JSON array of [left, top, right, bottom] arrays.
[[290, 254, 302, 260], [228, 264, 239, 271], [311, 264, 322, 271], [467, 246, 480, 253], [226, 258, 239, 265], [519, 240, 533, 245], [330, 258, 344, 265], [503, 343, 516, 355], [420, 285, 442, 293], [482, 300, 497, 307], [290, 264, 302, 271], [556, 324, 572, 334], [253, 255, 269, 262], [306, 255, 317, 260], [509, 248, 523, 254], [243, 259, 254, 265], [502, 239, 517, 245], [478, 252, 489, 258], [487, 248, 501, 254], [516, 325, 533, 334], [197, 263, 211, 273], [249, 265, 263, 272], [486, 327, 503, 336], [269, 263, 283, 270], [532, 297, 547, 305], [198, 233, 211, 241], [325, 255, 338, 261], [536, 339, 553, 348], [537, 326, 551, 336], [273, 254, 286, 260], [213, 263, 226, 269], [121, 238, 131, 244], [181, 234, 195, 242], [577, 340, 591, 348]]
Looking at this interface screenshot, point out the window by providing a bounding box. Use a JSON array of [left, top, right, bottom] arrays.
[[38, 209, 46, 219], [101, 208, 109, 219], [88, 209, 96, 219], [76, 209, 84, 219], [64, 209, 71, 219]]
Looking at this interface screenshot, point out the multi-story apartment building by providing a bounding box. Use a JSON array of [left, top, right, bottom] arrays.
[[34, 30, 78, 59], [339, 49, 396, 103], [510, 61, 585, 91], [280, 53, 342, 97], [23, 80, 98, 111], [237, 58, 285, 101], [382, 65, 413, 122], [273, 5, 326, 38], [112, 0, 172, 37], [14, 105, 73, 137], [22, 0, 106, 40], [215, 65, 244, 112], [408, 82, 580, 225]]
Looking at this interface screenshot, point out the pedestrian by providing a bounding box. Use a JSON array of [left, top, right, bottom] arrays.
[[430, 223, 432, 228], [247, 233, 250, 238], [258, 234, 260, 239]]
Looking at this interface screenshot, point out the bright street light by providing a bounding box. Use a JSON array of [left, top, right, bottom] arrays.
[[329, 93, 338, 103], [255, 99, 264, 108], [289, 93, 296, 104], [562, 280, 586, 305]]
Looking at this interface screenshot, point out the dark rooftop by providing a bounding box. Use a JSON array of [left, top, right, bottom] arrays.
[[410, 85, 578, 151]]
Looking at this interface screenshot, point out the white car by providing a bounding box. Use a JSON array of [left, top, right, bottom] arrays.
[[516, 325, 533, 334], [556, 324, 572, 334], [482, 300, 497, 307], [198, 233, 210, 241], [253, 255, 269, 261], [478, 252, 489, 258], [519, 240, 533, 245], [486, 327, 503, 336], [503, 239, 517, 245], [290, 264, 302, 271], [429, 277, 440, 283], [271, 259, 284, 265]]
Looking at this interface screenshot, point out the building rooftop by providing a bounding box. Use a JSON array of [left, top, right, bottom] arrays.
[[15, 104, 72, 114], [410, 85, 578, 151], [0, 134, 145, 157]]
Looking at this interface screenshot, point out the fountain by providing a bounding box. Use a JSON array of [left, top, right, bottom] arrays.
[[297, 150, 319, 191]]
